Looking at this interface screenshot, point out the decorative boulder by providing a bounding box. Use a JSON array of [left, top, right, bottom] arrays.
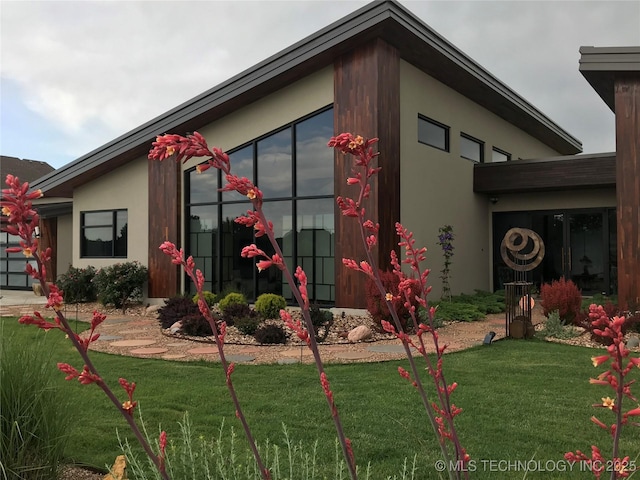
[[627, 336, 640, 349], [348, 325, 372, 342], [169, 321, 182, 334], [146, 304, 162, 316]]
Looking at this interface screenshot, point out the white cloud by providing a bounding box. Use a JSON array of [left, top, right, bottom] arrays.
[[1, 0, 639, 166]]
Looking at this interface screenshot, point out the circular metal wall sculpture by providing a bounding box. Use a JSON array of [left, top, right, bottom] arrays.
[[500, 228, 545, 272]]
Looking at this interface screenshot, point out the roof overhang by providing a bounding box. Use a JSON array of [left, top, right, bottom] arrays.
[[580, 46, 640, 112], [473, 153, 616, 195], [31, 0, 582, 198]]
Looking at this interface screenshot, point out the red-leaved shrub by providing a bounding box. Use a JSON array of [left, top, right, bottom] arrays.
[[540, 277, 582, 324], [365, 269, 421, 332]]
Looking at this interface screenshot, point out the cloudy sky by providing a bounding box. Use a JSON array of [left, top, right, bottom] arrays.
[[1, 1, 639, 169]]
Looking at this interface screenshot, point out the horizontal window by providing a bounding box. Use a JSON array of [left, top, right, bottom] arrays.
[[460, 133, 484, 162], [492, 147, 511, 163], [81, 209, 127, 258], [418, 115, 449, 152]]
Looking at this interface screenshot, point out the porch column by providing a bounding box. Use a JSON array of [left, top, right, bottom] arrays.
[[614, 73, 640, 311]]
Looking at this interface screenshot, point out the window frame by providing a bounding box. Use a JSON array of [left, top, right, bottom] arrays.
[[492, 147, 512, 163], [418, 115, 450, 152], [80, 209, 128, 258], [460, 132, 485, 163]]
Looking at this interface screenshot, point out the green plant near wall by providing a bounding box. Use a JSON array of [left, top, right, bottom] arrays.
[[0, 331, 72, 480], [437, 225, 455, 301], [56, 265, 98, 303], [93, 261, 148, 314]]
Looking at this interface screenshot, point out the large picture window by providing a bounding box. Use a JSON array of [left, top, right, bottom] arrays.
[[81, 210, 127, 258], [186, 106, 335, 303]]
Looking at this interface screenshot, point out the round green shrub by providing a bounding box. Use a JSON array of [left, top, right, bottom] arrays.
[[218, 292, 247, 314], [192, 291, 218, 307], [234, 316, 262, 336], [254, 293, 287, 319]]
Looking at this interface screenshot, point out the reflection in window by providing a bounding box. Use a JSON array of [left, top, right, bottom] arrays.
[[81, 210, 127, 258], [418, 115, 449, 151], [258, 128, 292, 199], [460, 133, 484, 162], [186, 106, 335, 303], [296, 109, 334, 196]]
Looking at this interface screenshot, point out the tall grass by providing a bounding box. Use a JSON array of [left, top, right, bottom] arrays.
[[0, 326, 72, 480]]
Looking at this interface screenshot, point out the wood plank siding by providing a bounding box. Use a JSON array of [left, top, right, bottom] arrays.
[[473, 155, 616, 194], [615, 74, 640, 311], [334, 39, 400, 308], [147, 158, 181, 298]]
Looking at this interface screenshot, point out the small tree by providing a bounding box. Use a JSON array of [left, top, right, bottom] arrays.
[[437, 225, 455, 301]]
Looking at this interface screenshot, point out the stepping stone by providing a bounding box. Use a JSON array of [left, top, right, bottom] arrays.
[[280, 348, 313, 357], [110, 339, 156, 347], [187, 346, 218, 355], [367, 345, 409, 354], [118, 329, 149, 334], [162, 354, 187, 360], [103, 318, 130, 325], [334, 351, 373, 360], [278, 358, 299, 364], [237, 347, 261, 355], [129, 347, 168, 355], [95, 335, 123, 342], [127, 320, 156, 327], [226, 354, 255, 363]]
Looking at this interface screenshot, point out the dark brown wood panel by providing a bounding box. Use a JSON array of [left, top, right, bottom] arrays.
[[39, 217, 57, 283], [148, 158, 181, 298], [334, 39, 400, 308], [474, 155, 616, 194], [615, 74, 640, 310]]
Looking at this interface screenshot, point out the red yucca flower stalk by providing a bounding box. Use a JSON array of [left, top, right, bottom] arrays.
[[565, 304, 640, 479], [329, 133, 469, 480], [150, 132, 356, 480], [1, 174, 170, 480]]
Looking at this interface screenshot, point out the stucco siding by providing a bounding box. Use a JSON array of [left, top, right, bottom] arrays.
[[182, 66, 334, 172], [399, 60, 564, 297], [73, 158, 149, 269]]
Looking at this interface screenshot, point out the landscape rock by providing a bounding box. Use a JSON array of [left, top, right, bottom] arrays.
[[348, 325, 372, 342], [146, 304, 162, 316], [627, 336, 640, 349], [169, 321, 182, 334]]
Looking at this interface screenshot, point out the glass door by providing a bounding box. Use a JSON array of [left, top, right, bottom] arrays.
[[568, 213, 605, 294]]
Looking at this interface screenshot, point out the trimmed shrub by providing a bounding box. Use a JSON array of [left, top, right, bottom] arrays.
[[537, 310, 579, 340], [450, 290, 505, 314], [218, 292, 248, 315], [93, 261, 148, 313], [540, 278, 582, 324], [254, 324, 288, 344], [55, 265, 97, 303], [181, 313, 212, 337], [192, 290, 218, 308], [309, 304, 334, 342], [1, 333, 71, 479], [234, 316, 263, 336], [430, 301, 485, 322], [365, 270, 421, 332], [158, 295, 201, 329], [254, 293, 287, 319], [221, 303, 256, 327]]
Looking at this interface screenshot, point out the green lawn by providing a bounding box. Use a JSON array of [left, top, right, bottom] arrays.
[[2, 317, 639, 479]]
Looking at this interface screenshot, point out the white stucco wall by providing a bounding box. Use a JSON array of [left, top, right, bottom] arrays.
[[399, 60, 565, 297], [73, 158, 149, 269], [56, 213, 73, 276]]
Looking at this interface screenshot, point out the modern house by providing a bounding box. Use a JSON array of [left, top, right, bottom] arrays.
[[1, 156, 56, 289], [23, 1, 639, 309]]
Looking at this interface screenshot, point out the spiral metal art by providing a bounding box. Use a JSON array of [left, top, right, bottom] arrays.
[[500, 228, 545, 272], [500, 228, 545, 339]]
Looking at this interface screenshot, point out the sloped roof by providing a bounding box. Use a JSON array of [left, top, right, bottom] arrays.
[[31, 0, 582, 198], [1, 156, 55, 185], [580, 46, 640, 112]]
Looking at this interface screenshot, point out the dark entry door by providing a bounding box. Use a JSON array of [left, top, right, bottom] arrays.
[[493, 208, 616, 295]]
